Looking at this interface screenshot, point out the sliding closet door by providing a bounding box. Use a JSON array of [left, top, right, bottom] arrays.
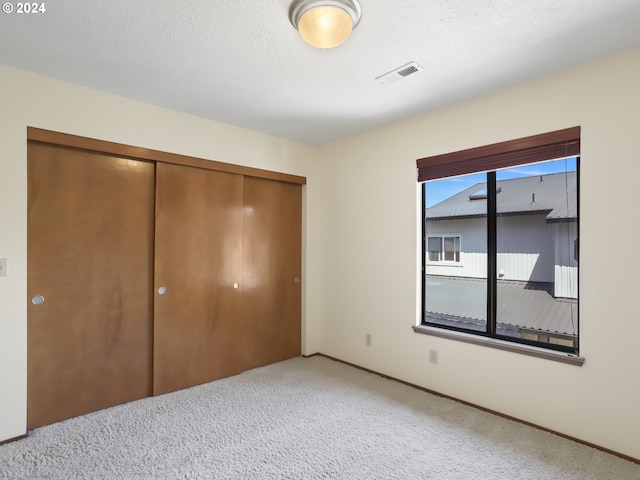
[[242, 177, 302, 370], [153, 162, 246, 395], [27, 142, 155, 429]]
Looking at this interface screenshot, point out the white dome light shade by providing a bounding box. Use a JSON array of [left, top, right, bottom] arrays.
[[289, 0, 362, 49]]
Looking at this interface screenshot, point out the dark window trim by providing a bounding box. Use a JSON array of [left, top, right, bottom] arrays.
[[417, 127, 581, 358], [487, 172, 497, 336]]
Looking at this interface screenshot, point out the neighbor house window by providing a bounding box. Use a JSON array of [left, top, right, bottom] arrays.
[[427, 236, 460, 262], [415, 127, 581, 360]]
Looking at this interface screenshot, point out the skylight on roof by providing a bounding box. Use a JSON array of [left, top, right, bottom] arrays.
[[469, 187, 487, 200], [469, 186, 501, 200]]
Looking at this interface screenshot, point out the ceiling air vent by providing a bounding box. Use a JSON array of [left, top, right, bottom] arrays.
[[375, 61, 424, 85]]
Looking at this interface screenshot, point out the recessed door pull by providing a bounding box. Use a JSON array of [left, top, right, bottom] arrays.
[[31, 295, 45, 305]]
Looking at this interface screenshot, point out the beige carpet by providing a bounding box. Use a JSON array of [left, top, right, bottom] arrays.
[[0, 356, 638, 479]]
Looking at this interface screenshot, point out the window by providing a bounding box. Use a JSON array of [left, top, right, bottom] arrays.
[[427, 236, 460, 262], [416, 127, 581, 357]]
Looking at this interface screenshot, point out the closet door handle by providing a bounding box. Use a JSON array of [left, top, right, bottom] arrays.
[[294, 277, 301, 284], [157, 286, 167, 295], [233, 282, 239, 289], [31, 295, 45, 305]]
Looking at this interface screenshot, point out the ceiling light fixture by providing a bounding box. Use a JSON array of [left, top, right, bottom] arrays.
[[289, 0, 362, 49]]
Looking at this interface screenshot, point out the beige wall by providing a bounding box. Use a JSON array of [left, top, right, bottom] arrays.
[[0, 65, 321, 442], [2, 47, 640, 459], [315, 47, 640, 459]]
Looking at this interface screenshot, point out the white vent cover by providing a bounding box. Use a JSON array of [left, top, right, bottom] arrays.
[[375, 61, 424, 85]]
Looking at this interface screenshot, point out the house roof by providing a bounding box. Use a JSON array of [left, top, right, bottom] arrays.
[[426, 171, 577, 221], [424, 275, 577, 336]]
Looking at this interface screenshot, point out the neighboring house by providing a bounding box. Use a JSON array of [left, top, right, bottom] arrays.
[[424, 171, 578, 346]]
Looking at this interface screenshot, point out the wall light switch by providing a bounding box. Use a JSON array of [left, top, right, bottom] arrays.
[[0, 258, 7, 277]]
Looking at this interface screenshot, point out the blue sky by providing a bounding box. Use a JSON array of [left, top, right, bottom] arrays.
[[424, 157, 578, 208]]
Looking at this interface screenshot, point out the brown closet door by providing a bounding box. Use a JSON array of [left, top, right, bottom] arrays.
[[153, 163, 246, 395], [27, 143, 155, 429], [242, 177, 302, 370]]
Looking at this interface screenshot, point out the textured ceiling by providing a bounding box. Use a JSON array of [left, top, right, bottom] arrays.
[[1, 0, 640, 145]]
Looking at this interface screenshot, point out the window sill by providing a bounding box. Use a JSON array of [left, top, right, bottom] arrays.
[[412, 325, 585, 366]]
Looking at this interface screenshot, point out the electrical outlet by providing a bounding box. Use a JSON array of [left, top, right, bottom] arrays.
[[365, 334, 372, 347], [429, 349, 438, 364], [0, 258, 7, 277]]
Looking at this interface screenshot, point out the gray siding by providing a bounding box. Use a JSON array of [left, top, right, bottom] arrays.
[[553, 222, 578, 298], [425, 217, 486, 278], [497, 215, 554, 283], [425, 214, 555, 283]]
